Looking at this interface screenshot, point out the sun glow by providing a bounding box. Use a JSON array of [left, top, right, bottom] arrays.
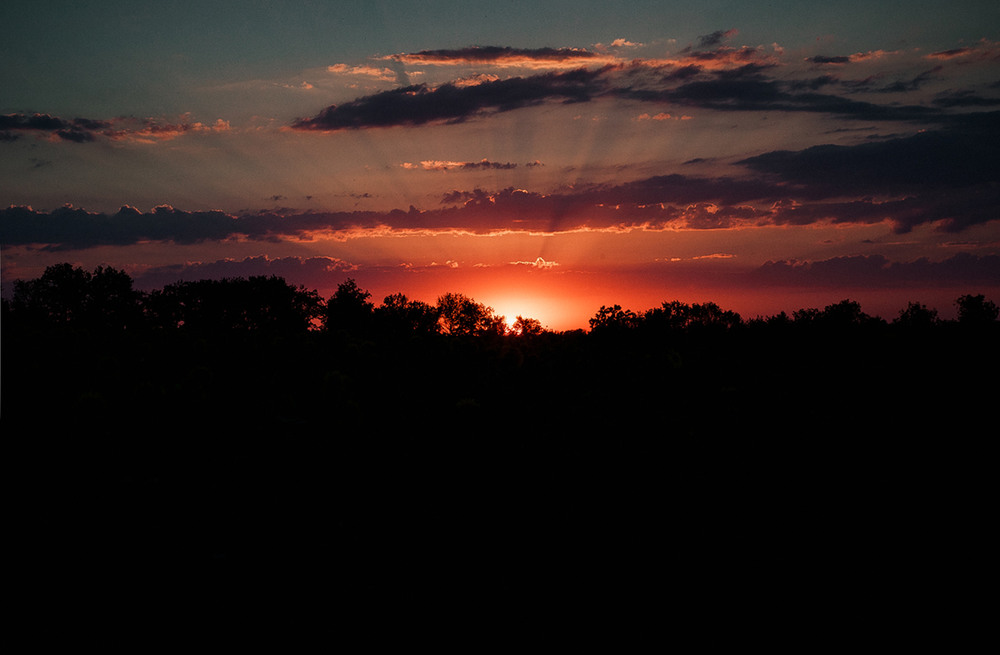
[[486, 291, 583, 332]]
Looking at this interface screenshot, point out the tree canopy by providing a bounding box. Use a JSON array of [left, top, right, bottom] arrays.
[[5, 263, 998, 341]]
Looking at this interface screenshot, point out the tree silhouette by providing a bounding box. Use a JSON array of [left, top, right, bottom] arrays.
[[7, 263, 997, 618], [436, 292, 505, 336], [589, 304, 638, 333], [956, 294, 999, 325], [894, 301, 939, 328], [324, 278, 375, 334], [512, 315, 544, 336], [10, 262, 90, 327], [9, 263, 144, 334], [89, 265, 146, 331], [642, 300, 742, 333], [146, 276, 322, 334], [375, 293, 440, 335], [817, 299, 882, 328], [792, 307, 822, 325]]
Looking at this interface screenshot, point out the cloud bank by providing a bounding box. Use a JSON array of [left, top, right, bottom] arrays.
[[291, 36, 999, 133], [5, 117, 998, 253]]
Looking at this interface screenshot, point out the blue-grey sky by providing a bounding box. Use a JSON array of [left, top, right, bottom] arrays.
[[4, 0, 995, 114]]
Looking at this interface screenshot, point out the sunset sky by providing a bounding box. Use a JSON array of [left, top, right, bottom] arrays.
[[2, 0, 998, 330]]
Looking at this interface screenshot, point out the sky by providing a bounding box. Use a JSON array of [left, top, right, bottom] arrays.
[[2, 0, 999, 330]]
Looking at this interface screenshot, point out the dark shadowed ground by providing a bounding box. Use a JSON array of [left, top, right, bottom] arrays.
[[3, 270, 995, 643]]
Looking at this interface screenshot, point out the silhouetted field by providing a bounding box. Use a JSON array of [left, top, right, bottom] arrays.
[[3, 265, 996, 626]]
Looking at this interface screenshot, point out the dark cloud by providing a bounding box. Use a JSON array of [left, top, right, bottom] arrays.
[[932, 89, 1000, 107], [385, 45, 611, 67], [739, 122, 1000, 195], [0, 113, 77, 131], [426, 121, 1000, 233], [293, 40, 1000, 135], [0, 203, 481, 250], [682, 47, 772, 70], [872, 66, 942, 93], [0, 113, 111, 143], [293, 60, 948, 133], [0, 112, 228, 144], [739, 119, 1000, 232], [926, 41, 1000, 62], [291, 68, 607, 131], [53, 129, 97, 143], [575, 173, 770, 206], [435, 178, 766, 232], [6, 121, 999, 252], [632, 72, 943, 122], [409, 159, 523, 172], [807, 55, 853, 65], [697, 29, 739, 49], [460, 159, 518, 170], [786, 75, 841, 91], [0, 204, 244, 250]]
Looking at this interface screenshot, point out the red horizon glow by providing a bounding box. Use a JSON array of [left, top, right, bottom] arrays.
[[310, 265, 996, 332]]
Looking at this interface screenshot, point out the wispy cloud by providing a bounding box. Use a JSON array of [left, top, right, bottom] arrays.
[[697, 29, 739, 49], [925, 38, 1000, 61], [379, 45, 621, 69], [0, 112, 230, 144], [290, 67, 607, 131], [328, 63, 401, 82], [805, 50, 898, 65]]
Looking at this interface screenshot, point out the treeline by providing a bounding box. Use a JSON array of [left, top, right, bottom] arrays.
[[6, 263, 996, 610], [4, 261, 997, 442], [4, 262, 999, 338], [2, 263, 528, 337]]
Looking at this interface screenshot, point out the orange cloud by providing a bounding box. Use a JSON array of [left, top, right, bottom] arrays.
[[925, 39, 1000, 61], [511, 257, 559, 269], [381, 45, 622, 70], [103, 116, 231, 143], [328, 63, 399, 81], [637, 112, 692, 121]]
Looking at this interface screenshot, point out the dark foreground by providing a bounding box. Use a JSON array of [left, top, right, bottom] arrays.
[[4, 312, 996, 642]]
